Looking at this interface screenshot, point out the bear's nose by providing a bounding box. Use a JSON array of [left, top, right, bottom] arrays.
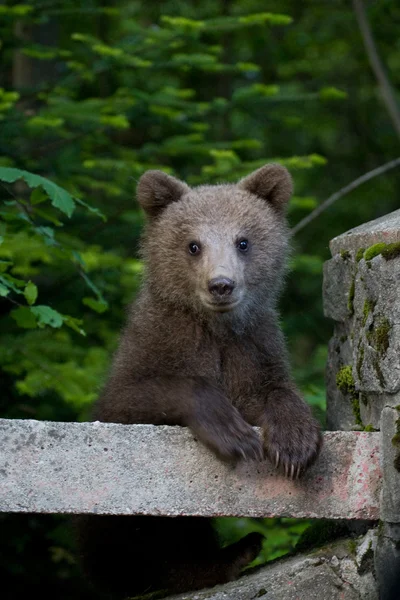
[[208, 277, 235, 297]]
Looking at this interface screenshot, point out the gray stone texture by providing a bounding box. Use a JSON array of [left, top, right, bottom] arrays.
[[325, 321, 357, 431], [352, 255, 400, 395], [330, 208, 400, 255], [323, 210, 400, 600], [374, 522, 400, 600], [0, 419, 381, 520], [323, 254, 356, 323], [165, 537, 378, 600], [323, 209, 400, 431], [380, 407, 400, 523]]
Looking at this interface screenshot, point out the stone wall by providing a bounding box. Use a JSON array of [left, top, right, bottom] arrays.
[[324, 209, 400, 600], [324, 209, 400, 432]]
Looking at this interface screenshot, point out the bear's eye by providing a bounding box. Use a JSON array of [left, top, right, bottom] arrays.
[[237, 239, 249, 252], [188, 242, 201, 255]]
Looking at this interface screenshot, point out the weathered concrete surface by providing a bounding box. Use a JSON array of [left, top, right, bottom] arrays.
[[165, 536, 378, 600], [330, 208, 400, 255], [0, 419, 381, 519]]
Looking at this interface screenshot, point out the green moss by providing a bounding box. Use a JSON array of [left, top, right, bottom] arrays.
[[394, 455, 400, 472], [375, 318, 390, 355], [364, 243, 387, 261], [340, 249, 351, 260], [356, 344, 364, 381], [336, 366, 355, 394], [392, 418, 400, 447], [348, 539, 357, 554], [392, 433, 400, 447], [381, 241, 400, 260], [362, 299, 376, 327], [352, 396, 362, 427], [392, 418, 400, 472], [356, 248, 365, 262], [348, 279, 355, 316], [336, 366, 363, 427], [363, 241, 400, 263], [364, 424, 376, 432], [373, 356, 385, 387]]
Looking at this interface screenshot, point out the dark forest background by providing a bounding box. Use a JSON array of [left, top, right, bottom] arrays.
[[0, 1, 399, 598]]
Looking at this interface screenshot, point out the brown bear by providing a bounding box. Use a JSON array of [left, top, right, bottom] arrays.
[[75, 164, 322, 599]]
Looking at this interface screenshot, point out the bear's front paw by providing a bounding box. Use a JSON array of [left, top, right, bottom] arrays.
[[190, 406, 263, 463], [263, 403, 322, 478]]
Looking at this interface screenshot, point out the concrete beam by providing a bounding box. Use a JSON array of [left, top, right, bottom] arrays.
[[0, 419, 382, 520]]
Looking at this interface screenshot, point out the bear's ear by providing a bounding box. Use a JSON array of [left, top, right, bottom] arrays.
[[238, 163, 293, 212], [137, 170, 190, 218]]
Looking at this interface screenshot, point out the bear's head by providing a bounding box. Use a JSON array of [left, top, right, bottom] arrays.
[[137, 164, 292, 326]]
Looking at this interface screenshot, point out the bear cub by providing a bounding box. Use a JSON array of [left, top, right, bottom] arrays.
[[76, 164, 322, 598]]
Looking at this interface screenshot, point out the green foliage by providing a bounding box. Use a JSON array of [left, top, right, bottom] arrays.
[[1, 0, 400, 595], [214, 517, 310, 566]]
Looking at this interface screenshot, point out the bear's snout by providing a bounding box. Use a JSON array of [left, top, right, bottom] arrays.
[[208, 277, 235, 298]]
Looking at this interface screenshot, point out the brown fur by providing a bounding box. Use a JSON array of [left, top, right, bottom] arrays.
[[76, 164, 322, 598]]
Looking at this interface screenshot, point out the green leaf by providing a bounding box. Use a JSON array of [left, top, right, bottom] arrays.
[[0, 167, 76, 218], [75, 198, 106, 221], [0, 274, 25, 294], [0, 5, 33, 16], [11, 307, 37, 329], [31, 305, 64, 328], [238, 12, 292, 26], [30, 187, 47, 205], [236, 62, 260, 73], [32, 207, 63, 227], [72, 251, 86, 267], [80, 272, 107, 303], [91, 44, 124, 58], [319, 87, 348, 101], [161, 16, 205, 31], [0, 260, 12, 273], [63, 315, 86, 336], [82, 297, 108, 313], [99, 114, 129, 129], [24, 281, 38, 305], [0, 283, 9, 296], [28, 116, 64, 129]]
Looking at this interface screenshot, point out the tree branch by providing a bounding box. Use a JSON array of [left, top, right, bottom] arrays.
[[353, 0, 400, 139], [291, 157, 400, 235]]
